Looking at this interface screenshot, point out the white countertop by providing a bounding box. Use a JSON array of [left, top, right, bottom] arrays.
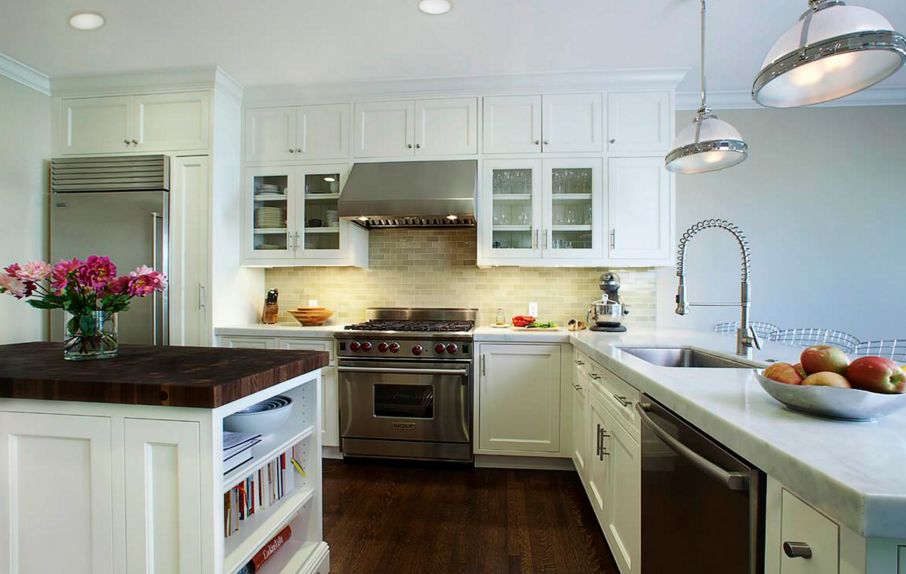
[[219, 322, 906, 538]]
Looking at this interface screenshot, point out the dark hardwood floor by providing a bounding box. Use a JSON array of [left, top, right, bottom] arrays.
[[322, 459, 618, 574]]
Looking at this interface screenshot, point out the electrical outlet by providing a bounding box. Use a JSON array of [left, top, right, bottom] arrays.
[[528, 302, 538, 317]]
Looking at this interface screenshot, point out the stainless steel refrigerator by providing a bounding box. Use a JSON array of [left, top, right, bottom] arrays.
[[50, 155, 170, 345]]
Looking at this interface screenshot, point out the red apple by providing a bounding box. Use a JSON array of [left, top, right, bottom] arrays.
[[800, 345, 850, 375], [802, 371, 851, 389], [793, 363, 808, 379], [764, 362, 805, 385], [846, 356, 906, 394]]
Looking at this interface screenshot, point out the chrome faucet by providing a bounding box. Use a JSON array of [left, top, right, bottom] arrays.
[[675, 219, 761, 358]]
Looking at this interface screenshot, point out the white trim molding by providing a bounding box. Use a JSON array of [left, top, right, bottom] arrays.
[[677, 86, 906, 111], [0, 52, 50, 95], [50, 66, 239, 97]]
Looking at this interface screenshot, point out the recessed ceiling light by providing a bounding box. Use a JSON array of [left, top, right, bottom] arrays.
[[418, 0, 453, 15], [69, 12, 105, 30]]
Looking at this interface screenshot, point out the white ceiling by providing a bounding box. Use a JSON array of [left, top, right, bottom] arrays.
[[2, 0, 905, 96]]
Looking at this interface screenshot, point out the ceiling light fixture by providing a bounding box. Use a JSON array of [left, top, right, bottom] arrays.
[[69, 12, 105, 31], [753, 1, 906, 108], [418, 0, 453, 16], [666, 0, 748, 175]]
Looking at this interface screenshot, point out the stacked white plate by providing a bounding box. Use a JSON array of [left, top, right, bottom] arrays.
[[255, 206, 285, 228], [255, 183, 282, 195]]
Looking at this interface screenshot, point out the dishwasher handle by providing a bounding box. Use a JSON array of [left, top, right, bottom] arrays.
[[636, 402, 749, 492]]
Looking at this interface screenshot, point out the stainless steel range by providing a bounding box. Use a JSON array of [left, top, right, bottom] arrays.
[[335, 308, 476, 462]]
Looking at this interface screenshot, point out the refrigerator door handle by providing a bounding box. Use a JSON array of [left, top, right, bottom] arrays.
[[151, 212, 163, 345]]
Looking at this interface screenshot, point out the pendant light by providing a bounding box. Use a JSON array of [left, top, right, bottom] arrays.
[[666, 0, 748, 175], [753, 1, 906, 108]]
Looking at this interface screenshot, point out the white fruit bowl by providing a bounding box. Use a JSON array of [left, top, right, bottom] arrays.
[[224, 395, 293, 434], [755, 370, 906, 422]]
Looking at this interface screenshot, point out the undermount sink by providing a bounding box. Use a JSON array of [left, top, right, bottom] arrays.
[[619, 347, 757, 369]]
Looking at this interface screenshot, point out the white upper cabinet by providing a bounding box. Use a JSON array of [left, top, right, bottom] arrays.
[[60, 92, 210, 155], [607, 91, 672, 155], [354, 100, 416, 158], [483, 95, 543, 154], [246, 104, 350, 162], [415, 98, 478, 155], [298, 104, 350, 160], [246, 107, 297, 162], [608, 157, 672, 262], [132, 92, 210, 152], [542, 158, 604, 260], [355, 98, 478, 158], [542, 93, 603, 153], [61, 96, 134, 155]]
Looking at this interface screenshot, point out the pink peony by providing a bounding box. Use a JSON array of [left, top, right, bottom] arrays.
[[105, 275, 132, 297], [16, 261, 52, 282], [126, 265, 167, 297], [51, 258, 83, 294], [0, 274, 27, 298], [78, 255, 117, 290], [4, 263, 21, 278]]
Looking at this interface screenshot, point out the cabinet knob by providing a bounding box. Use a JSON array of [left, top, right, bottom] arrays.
[[296, 148, 302, 153], [610, 138, 616, 144], [289, 148, 295, 153], [123, 139, 130, 145], [415, 143, 421, 149], [543, 140, 550, 145], [782, 542, 812, 559], [407, 144, 413, 149], [131, 139, 137, 145], [534, 140, 540, 145]]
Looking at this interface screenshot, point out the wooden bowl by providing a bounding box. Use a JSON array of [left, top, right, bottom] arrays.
[[289, 307, 334, 326]]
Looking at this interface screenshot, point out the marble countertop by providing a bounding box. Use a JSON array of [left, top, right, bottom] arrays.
[[216, 323, 346, 338], [564, 328, 906, 539]]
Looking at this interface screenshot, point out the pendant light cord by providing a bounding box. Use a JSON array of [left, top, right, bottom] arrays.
[[700, 0, 707, 113]]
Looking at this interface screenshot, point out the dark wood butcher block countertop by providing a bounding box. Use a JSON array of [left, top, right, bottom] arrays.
[[0, 342, 329, 408]]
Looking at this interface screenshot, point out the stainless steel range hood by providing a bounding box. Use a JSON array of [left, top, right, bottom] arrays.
[[339, 160, 477, 229]]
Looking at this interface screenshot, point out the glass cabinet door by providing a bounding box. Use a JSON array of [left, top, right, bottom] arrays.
[[248, 168, 295, 258], [482, 159, 542, 258], [543, 159, 603, 259], [298, 164, 348, 257]]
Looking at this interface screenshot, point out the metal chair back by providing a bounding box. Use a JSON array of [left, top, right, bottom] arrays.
[[855, 340, 906, 362], [768, 328, 860, 353]]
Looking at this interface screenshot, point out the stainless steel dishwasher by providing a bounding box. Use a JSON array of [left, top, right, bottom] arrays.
[[637, 395, 764, 574]]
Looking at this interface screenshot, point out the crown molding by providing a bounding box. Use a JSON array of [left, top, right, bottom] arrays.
[[0, 52, 50, 95], [50, 66, 235, 97], [214, 67, 244, 103], [243, 68, 689, 106], [677, 86, 906, 111]]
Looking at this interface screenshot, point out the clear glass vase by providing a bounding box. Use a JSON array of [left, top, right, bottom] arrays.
[[64, 311, 118, 361]]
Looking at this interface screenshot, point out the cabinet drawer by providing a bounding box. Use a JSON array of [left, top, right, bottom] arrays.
[[589, 364, 640, 438], [218, 336, 277, 350], [779, 489, 839, 574], [276, 337, 335, 364]]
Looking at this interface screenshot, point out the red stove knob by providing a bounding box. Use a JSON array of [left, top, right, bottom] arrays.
[[434, 343, 446, 354], [378, 342, 389, 353], [389, 342, 400, 353], [446, 343, 458, 354], [412, 345, 424, 355], [361, 342, 373, 352], [349, 341, 361, 352]]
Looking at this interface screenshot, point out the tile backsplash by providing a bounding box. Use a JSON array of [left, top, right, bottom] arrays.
[[265, 229, 658, 326]]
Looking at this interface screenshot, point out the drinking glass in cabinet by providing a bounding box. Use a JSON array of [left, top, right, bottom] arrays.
[[303, 172, 341, 251], [494, 169, 532, 195]]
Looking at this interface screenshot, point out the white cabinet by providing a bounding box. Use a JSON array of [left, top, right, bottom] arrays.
[[604, 408, 641, 574], [483, 95, 542, 154], [571, 357, 590, 477], [483, 93, 602, 154], [124, 418, 202, 574], [542, 93, 603, 153], [587, 398, 611, 518], [0, 412, 115, 574], [245, 104, 350, 163], [607, 91, 672, 155], [477, 343, 562, 454], [59, 92, 210, 155], [766, 479, 842, 574], [244, 164, 368, 267], [219, 335, 276, 349], [607, 157, 672, 262], [169, 156, 211, 346], [276, 337, 339, 448], [481, 158, 603, 264], [354, 98, 478, 158]]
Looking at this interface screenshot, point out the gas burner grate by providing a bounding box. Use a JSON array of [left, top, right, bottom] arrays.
[[344, 320, 475, 333]]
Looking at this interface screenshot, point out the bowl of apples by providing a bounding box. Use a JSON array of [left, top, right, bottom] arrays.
[[755, 345, 906, 421]]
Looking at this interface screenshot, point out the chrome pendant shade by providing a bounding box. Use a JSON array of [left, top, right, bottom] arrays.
[[753, 0, 906, 108], [666, 0, 748, 175]]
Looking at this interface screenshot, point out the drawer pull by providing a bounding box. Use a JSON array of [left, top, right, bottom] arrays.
[[613, 393, 632, 407], [575, 360, 584, 366], [589, 373, 601, 380], [783, 542, 812, 559]]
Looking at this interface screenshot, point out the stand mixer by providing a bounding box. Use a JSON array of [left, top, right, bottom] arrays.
[[587, 272, 630, 332]]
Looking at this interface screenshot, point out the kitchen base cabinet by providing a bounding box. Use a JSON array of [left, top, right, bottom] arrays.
[[571, 360, 589, 477], [603, 407, 641, 574], [586, 398, 611, 519], [477, 343, 563, 455]]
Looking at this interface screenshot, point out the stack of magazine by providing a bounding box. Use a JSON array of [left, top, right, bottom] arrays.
[[223, 431, 262, 475]]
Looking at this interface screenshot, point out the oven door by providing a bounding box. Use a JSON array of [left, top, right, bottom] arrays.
[[338, 359, 472, 444]]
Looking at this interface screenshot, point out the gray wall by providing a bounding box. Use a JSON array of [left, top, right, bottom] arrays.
[[0, 75, 50, 344], [657, 105, 906, 341]]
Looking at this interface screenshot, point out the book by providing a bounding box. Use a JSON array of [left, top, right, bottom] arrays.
[[223, 449, 254, 476], [223, 431, 262, 461], [235, 525, 293, 574]]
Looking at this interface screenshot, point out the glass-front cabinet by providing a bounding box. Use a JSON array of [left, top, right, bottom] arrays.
[[481, 158, 602, 263], [245, 164, 359, 264]]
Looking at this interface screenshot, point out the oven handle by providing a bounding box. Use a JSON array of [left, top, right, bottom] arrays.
[[636, 402, 749, 491], [338, 366, 470, 377]]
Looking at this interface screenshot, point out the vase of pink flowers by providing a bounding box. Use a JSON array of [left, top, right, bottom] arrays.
[[0, 256, 166, 360]]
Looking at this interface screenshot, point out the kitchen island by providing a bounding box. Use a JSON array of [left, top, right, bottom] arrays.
[[0, 342, 330, 574]]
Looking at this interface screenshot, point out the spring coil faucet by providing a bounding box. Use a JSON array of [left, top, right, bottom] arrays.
[[675, 219, 760, 358]]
